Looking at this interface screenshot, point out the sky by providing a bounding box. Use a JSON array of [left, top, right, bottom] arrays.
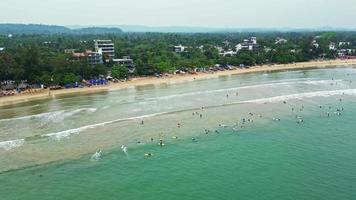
[[0, 0, 356, 28]]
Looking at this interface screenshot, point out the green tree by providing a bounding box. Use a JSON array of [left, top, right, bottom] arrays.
[[63, 73, 78, 84], [111, 65, 129, 79]]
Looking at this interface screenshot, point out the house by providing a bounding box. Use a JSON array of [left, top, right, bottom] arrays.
[[339, 42, 351, 47], [219, 50, 237, 57], [275, 37, 288, 44], [329, 42, 336, 51], [312, 40, 319, 48], [64, 49, 77, 54], [0, 47, 4, 52], [110, 56, 135, 73], [173, 45, 186, 53], [337, 49, 355, 58]]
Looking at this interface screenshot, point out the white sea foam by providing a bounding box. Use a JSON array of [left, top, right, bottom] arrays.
[[240, 89, 356, 104], [0, 139, 25, 151], [0, 110, 66, 123], [42, 112, 169, 140], [0, 108, 97, 123], [145, 79, 343, 101]]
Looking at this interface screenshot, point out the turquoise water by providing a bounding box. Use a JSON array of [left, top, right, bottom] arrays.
[[1, 67, 356, 199]]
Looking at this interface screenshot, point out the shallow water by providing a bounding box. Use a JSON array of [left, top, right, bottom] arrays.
[[1, 67, 356, 199]]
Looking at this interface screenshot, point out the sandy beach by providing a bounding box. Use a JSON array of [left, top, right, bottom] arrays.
[[1, 59, 356, 107]]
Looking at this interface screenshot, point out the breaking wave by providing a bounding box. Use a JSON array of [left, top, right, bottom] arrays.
[[240, 89, 356, 104], [0, 108, 97, 123], [145, 79, 344, 101], [0, 139, 25, 151], [42, 112, 169, 140]]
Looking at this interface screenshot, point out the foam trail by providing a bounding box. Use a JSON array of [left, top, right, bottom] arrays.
[[0, 110, 65, 123], [145, 79, 343, 101], [0, 139, 25, 151], [0, 108, 97, 123], [42, 112, 169, 140], [240, 89, 356, 104]]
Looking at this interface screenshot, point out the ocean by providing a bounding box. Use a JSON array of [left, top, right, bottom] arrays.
[[1, 67, 356, 199]]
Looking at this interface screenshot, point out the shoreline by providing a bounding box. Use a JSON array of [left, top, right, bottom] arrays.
[[1, 59, 356, 107]]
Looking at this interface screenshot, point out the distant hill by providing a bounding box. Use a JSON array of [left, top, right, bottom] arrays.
[[116, 25, 356, 33], [0, 24, 123, 35]]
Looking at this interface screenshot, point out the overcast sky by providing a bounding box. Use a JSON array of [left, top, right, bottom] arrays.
[[0, 0, 355, 28]]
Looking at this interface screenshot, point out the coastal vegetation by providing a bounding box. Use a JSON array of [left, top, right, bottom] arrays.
[[1, 32, 356, 86]]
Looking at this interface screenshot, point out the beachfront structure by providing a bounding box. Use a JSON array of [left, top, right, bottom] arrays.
[[173, 45, 186, 53], [337, 49, 356, 58], [87, 50, 104, 66], [94, 40, 115, 60], [236, 37, 259, 52], [339, 42, 351, 47], [329, 42, 337, 51], [110, 56, 135, 73], [219, 50, 237, 57]]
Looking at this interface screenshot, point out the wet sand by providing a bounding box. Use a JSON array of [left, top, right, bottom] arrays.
[[1, 59, 356, 107]]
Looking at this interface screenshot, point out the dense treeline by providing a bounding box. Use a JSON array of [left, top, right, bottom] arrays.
[[1, 32, 356, 85]]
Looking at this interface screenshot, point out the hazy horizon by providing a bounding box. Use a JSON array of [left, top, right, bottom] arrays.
[[1, 0, 356, 28]]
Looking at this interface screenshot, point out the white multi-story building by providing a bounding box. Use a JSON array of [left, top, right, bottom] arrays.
[[173, 44, 186, 53], [94, 40, 115, 60], [236, 37, 259, 52], [87, 49, 103, 66]]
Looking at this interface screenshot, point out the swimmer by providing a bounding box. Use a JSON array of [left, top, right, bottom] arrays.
[[159, 139, 164, 147], [145, 153, 153, 157], [90, 150, 102, 161], [121, 145, 128, 153]]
